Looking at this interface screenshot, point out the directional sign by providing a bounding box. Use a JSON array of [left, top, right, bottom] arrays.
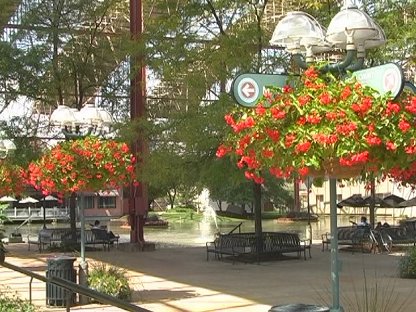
[[232, 73, 290, 107], [352, 63, 404, 99]]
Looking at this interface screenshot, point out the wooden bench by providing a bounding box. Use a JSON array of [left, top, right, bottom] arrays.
[[322, 226, 375, 253], [206, 232, 310, 262]]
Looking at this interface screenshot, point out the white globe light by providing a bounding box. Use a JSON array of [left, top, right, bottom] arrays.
[[326, 7, 378, 47], [50, 105, 77, 127], [270, 11, 328, 49]]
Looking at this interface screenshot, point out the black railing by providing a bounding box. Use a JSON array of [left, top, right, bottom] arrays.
[[0, 261, 151, 312]]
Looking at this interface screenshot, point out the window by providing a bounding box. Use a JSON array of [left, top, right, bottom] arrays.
[[98, 196, 116, 209], [84, 196, 94, 209], [316, 195, 324, 209]]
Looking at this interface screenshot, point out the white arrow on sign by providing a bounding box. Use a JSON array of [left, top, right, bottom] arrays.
[[237, 77, 259, 104], [241, 82, 256, 98]]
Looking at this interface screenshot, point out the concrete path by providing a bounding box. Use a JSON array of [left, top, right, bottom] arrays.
[[1, 242, 415, 311]]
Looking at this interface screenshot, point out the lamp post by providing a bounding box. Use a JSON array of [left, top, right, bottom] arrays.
[[0, 139, 16, 160], [269, 1, 385, 311], [50, 103, 113, 303]]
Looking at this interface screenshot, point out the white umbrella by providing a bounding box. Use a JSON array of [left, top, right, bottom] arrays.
[[44, 195, 58, 201], [19, 196, 39, 204], [0, 195, 17, 202]]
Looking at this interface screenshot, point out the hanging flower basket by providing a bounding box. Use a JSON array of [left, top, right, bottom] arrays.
[[28, 136, 138, 195], [217, 66, 416, 185], [0, 162, 25, 196]]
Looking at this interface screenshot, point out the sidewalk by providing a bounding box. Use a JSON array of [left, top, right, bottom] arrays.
[[1, 242, 415, 311]]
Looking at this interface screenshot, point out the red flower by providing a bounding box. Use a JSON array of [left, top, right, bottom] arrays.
[[319, 92, 332, 105], [284, 133, 296, 148], [295, 141, 312, 154], [340, 86, 352, 100], [270, 107, 286, 119], [265, 128, 280, 142], [298, 95, 311, 106], [399, 118, 411, 133], [255, 104, 266, 115], [304, 66, 318, 79]]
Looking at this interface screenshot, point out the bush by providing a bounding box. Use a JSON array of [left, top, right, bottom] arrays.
[[88, 263, 131, 300], [399, 247, 416, 278], [0, 289, 38, 312]]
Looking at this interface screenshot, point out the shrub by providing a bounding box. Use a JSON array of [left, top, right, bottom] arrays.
[[399, 246, 416, 278], [88, 263, 131, 300], [0, 288, 39, 312]]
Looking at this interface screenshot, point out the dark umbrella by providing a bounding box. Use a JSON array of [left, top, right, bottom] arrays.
[[363, 196, 392, 208], [382, 194, 406, 207], [336, 194, 366, 208], [398, 197, 416, 207]]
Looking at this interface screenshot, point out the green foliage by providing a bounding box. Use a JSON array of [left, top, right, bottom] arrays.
[[0, 288, 39, 312], [399, 247, 416, 278], [88, 263, 131, 300]]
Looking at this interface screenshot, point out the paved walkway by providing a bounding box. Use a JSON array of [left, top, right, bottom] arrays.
[[1, 242, 415, 311]]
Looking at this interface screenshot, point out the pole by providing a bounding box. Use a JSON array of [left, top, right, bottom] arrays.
[[78, 193, 89, 304], [330, 178, 342, 312], [253, 182, 263, 260], [307, 177, 312, 242], [43, 198, 47, 229], [370, 178, 376, 227]]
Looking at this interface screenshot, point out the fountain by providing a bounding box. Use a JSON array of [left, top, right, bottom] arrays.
[[198, 189, 219, 229]]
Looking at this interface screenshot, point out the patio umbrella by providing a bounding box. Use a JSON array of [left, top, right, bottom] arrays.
[[44, 195, 58, 201], [398, 197, 416, 207], [382, 194, 406, 207], [336, 194, 366, 208], [42, 195, 58, 228], [363, 196, 391, 208], [19, 196, 39, 204], [0, 195, 17, 202]]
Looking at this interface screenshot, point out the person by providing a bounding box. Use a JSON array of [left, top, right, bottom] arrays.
[[357, 216, 370, 227], [375, 221, 383, 230], [91, 220, 119, 242], [91, 220, 106, 230]]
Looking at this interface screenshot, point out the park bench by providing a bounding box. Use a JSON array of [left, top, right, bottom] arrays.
[[377, 227, 416, 252], [321, 226, 376, 253], [90, 228, 119, 251], [206, 231, 310, 262], [28, 228, 71, 252], [28, 228, 119, 252]]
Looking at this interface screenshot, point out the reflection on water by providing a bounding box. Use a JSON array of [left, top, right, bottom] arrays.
[[0, 215, 403, 248]]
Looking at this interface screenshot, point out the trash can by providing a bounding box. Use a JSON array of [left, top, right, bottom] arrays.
[[269, 304, 330, 312], [46, 256, 77, 307]]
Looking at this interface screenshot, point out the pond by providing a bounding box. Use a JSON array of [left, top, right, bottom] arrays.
[[0, 214, 401, 248]]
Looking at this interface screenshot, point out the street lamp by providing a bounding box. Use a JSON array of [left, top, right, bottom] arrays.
[[269, 2, 385, 311], [0, 139, 16, 159], [50, 103, 113, 303]]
